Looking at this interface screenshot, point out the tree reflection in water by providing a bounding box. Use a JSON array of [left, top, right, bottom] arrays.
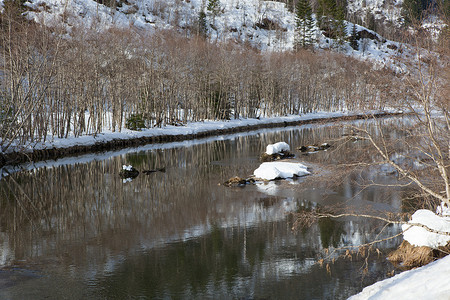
[[0, 119, 409, 299]]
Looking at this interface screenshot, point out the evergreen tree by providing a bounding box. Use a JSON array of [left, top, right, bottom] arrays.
[[207, 0, 221, 27], [317, 0, 336, 34], [333, 6, 347, 47], [349, 23, 358, 50], [207, 0, 221, 17], [295, 0, 316, 49], [317, 0, 346, 44], [402, 0, 422, 25], [198, 10, 207, 37]]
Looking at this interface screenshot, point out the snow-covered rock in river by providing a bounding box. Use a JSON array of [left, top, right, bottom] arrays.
[[402, 209, 450, 248], [254, 162, 310, 180], [122, 165, 133, 171], [119, 164, 139, 179], [265, 142, 290, 155]]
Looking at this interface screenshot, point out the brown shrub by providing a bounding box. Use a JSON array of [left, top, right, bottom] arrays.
[[388, 240, 450, 269]]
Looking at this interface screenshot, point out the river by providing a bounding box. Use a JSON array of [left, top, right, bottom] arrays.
[[0, 118, 407, 299]]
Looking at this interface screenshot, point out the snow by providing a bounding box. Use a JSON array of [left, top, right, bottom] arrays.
[[19, 0, 422, 69], [348, 254, 450, 300], [402, 209, 450, 248], [349, 204, 450, 299], [1, 110, 389, 155], [122, 165, 133, 171], [0, 115, 383, 180], [253, 162, 310, 180], [347, 0, 403, 28], [1, 1, 447, 297], [265, 142, 290, 155], [436, 202, 450, 217]]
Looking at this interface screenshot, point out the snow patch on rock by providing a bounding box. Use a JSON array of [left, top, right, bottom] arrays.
[[265, 142, 290, 155], [254, 162, 310, 180], [122, 164, 133, 171]]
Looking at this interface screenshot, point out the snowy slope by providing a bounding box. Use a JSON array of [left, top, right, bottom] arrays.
[[18, 0, 412, 68], [347, 0, 403, 27]]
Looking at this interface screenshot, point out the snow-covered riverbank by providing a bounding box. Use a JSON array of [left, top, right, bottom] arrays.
[[0, 110, 397, 167], [349, 205, 450, 299], [349, 254, 450, 299]]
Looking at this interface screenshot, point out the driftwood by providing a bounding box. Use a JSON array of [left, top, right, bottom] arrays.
[[142, 167, 166, 175], [223, 176, 256, 187], [297, 143, 331, 153]]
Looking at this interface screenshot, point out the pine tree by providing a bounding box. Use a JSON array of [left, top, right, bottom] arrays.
[[207, 0, 221, 17], [317, 0, 347, 46], [349, 23, 358, 50], [333, 6, 347, 47], [402, 0, 422, 25], [207, 0, 221, 28], [198, 10, 207, 37], [295, 0, 316, 49], [317, 0, 336, 35]]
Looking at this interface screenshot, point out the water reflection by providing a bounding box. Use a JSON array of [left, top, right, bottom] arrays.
[[0, 118, 408, 299]]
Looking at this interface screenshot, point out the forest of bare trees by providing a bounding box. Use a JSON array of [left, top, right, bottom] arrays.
[[0, 5, 398, 152]]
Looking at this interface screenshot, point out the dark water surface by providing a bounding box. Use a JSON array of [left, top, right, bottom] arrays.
[[0, 120, 406, 299]]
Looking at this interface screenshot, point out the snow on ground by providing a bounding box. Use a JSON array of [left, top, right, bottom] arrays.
[[265, 142, 290, 155], [348, 254, 450, 300], [24, 0, 131, 32], [1, 111, 384, 154], [347, 0, 403, 28], [253, 161, 310, 180], [19, 0, 412, 68], [349, 204, 450, 299], [0, 116, 382, 180], [402, 208, 450, 248]]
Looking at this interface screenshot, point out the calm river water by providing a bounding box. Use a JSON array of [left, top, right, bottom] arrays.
[[0, 119, 406, 299]]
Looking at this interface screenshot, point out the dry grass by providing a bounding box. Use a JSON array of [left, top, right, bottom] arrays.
[[388, 240, 434, 268], [388, 240, 450, 268]]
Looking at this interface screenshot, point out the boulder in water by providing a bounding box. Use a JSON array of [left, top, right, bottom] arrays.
[[119, 165, 139, 178]]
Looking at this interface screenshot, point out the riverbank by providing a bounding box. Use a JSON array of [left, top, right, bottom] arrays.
[[349, 254, 450, 299], [0, 111, 400, 168]]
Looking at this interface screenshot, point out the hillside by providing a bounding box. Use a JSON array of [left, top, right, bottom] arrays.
[[11, 0, 439, 66]]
